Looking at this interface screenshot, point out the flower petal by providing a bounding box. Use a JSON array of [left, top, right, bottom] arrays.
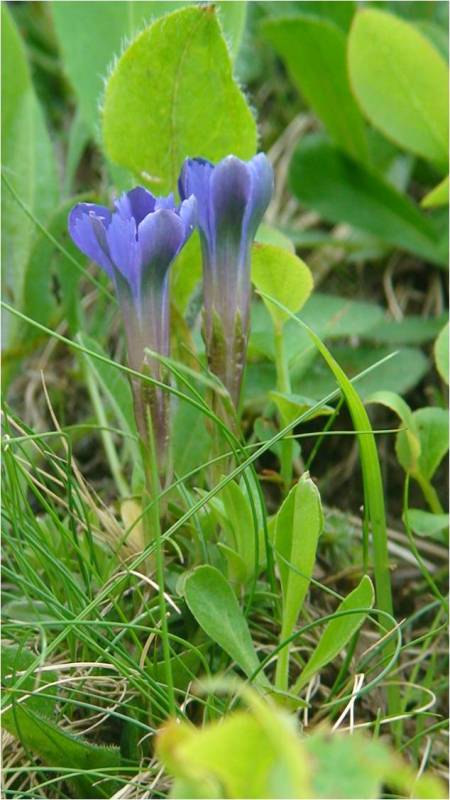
[[68, 203, 114, 276], [210, 155, 251, 264], [178, 195, 197, 240], [155, 192, 176, 211], [105, 214, 142, 299], [115, 187, 157, 224], [244, 153, 274, 241], [138, 209, 185, 291], [178, 158, 214, 243]]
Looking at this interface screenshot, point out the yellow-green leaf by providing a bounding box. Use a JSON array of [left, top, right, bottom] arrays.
[[102, 5, 257, 193], [252, 243, 313, 328], [348, 9, 449, 166]]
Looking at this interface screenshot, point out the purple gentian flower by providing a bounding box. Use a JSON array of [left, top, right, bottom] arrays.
[[178, 154, 273, 407], [68, 187, 196, 468]]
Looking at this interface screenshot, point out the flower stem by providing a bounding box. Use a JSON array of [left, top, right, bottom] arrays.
[[274, 322, 293, 494], [142, 411, 175, 718], [415, 472, 444, 515]]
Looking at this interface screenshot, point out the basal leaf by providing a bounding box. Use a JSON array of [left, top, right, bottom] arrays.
[[184, 565, 267, 686], [262, 15, 368, 162], [102, 6, 257, 193], [274, 474, 323, 689], [294, 575, 374, 692], [289, 135, 446, 267], [348, 9, 449, 166]]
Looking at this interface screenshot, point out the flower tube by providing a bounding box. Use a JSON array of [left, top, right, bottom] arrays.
[[68, 187, 196, 473], [179, 154, 273, 408]]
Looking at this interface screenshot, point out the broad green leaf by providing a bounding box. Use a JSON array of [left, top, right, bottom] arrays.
[[1, 7, 59, 349], [397, 407, 449, 481], [422, 176, 449, 209], [274, 474, 323, 688], [295, 345, 429, 401], [52, 2, 247, 140], [289, 135, 446, 267], [294, 575, 374, 692], [262, 16, 368, 162], [348, 9, 449, 166], [434, 322, 449, 384], [404, 509, 449, 542], [184, 565, 267, 685], [252, 243, 313, 328], [102, 6, 257, 193], [300, 293, 385, 339], [367, 314, 448, 345], [157, 702, 311, 799]]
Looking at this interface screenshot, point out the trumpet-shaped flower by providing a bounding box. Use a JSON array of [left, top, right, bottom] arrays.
[[68, 187, 196, 465], [178, 154, 273, 407]]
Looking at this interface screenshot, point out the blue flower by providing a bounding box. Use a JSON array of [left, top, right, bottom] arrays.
[[178, 154, 273, 406], [68, 187, 196, 463]]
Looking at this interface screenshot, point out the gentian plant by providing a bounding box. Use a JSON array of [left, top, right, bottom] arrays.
[[179, 154, 274, 411], [68, 187, 196, 480]]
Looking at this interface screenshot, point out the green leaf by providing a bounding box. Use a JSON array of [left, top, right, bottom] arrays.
[[22, 196, 91, 342], [434, 322, 449, 383], [219, 479, 258, 581], [1, 6, 59, 349], [262, 15, 368, 162], [295, 345, 429, 400], [157, 699, 311, 799], [294, 575, 374, 692], [102, 6, 257, 193], [348, 9, 449, 166], [289, 135, 446, 267], [172, 400, 211, 478], [367, 314, 448, 345], [184, 565, 267, 685], [422, 176, 449, 208], [2, 646, 122, 798], [401, 407, 449, 481], [404, 509, 449, 542], [301, 293, 385, 339], [52, 2, 246, 141], [76, 332, 140, 465], [251, 243, 313, 328], [274, 474, 323, 689], [289, 1, 356, 33], [2, 645, 58, 723], [256, 222, 295, 253]]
